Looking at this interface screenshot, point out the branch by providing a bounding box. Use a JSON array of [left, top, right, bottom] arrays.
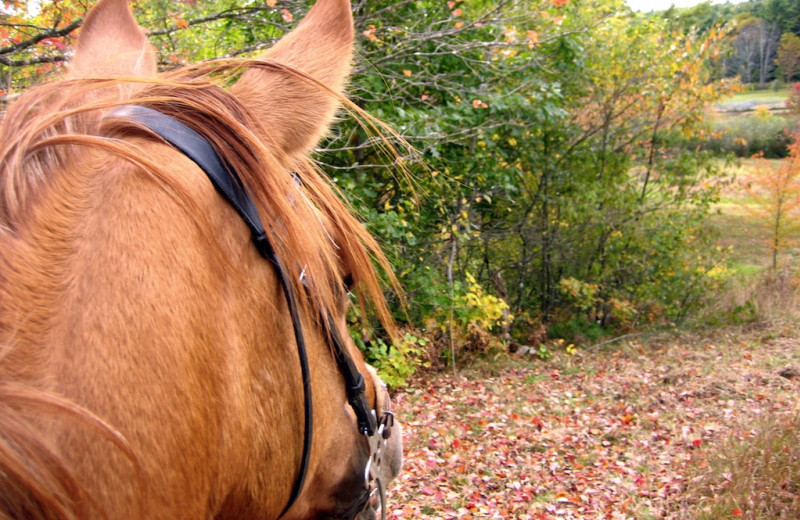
[[0, 19, 82, 56], [0, 7, 287, 66], [145, 7, 282, 37], [0, 54, 66, 66]]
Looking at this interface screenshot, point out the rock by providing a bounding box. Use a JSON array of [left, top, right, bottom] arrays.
[[515, 345, 531, 356]]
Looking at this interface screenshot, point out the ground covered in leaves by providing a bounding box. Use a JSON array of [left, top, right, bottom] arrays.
[[386, 325, 800, 519]]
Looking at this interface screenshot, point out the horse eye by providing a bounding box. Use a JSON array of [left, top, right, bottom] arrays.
[[343, 273, 355, 292]]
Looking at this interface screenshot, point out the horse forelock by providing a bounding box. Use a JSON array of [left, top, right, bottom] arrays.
[[0, 78, 145, 227]]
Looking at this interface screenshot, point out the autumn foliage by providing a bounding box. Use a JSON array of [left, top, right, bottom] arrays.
[[3, 1, 800, 518], [787, 82, 800, 118], [745, 138, 800, 268], [389, 329, 800, 519], [0, 0, 744, 364]]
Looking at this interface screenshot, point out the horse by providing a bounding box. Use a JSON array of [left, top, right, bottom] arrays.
[[0, 0, 402, 517]]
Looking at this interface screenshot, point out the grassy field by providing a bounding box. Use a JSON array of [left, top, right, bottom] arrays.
[[707, 158, 800, 272], [720, 88, 790, 107], [707, 159, 773, 271]]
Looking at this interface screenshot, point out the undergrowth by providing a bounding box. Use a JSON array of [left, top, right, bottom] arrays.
[[700, 111, 794, 158], [693, 266, 800, 329]]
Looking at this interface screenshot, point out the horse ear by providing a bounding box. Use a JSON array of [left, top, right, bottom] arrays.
[[70, 0, 156, 77], [231, 0, 354, 157]]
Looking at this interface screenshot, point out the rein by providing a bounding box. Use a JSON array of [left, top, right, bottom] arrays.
[[107, 105, 386, 517]]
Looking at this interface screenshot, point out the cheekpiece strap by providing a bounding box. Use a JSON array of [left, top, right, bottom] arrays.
[[107, 104, 380, 516]]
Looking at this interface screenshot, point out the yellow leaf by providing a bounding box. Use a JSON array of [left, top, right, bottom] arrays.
[[402, 69, 412, 77], [266, 0, 276, 6]]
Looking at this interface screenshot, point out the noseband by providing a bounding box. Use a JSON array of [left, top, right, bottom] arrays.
[[108, 105, 393, 519]]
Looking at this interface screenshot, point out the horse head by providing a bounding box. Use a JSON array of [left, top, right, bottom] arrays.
[[0, 0, 402, 518]]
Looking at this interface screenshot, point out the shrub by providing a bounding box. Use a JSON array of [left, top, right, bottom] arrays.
[[701, 113, 795, 158], [787, 82, 800, 117], [357, 331, 429, 389], [427, 272, 513, 367], [546, 317, 605, 344]]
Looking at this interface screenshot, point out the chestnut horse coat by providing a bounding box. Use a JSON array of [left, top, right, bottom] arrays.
[[0, 0, 401, 518]]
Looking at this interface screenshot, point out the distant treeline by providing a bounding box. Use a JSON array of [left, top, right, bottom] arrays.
[[658, 0, 800, 88]]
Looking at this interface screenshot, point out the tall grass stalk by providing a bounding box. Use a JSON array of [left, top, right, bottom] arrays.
[[686, 414, 800, 519]]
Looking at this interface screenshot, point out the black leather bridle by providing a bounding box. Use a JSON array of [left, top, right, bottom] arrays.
[[107, 105, 393, 518]]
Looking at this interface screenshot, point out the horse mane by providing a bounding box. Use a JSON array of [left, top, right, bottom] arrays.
[[0, 58, 399, 519]]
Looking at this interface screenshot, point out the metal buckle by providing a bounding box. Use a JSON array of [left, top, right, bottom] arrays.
[[361, 411, 394, 520]]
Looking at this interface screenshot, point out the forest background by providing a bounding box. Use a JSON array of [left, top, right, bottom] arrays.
[[4, 0, 800, 517], [2, 0, 800, 384]]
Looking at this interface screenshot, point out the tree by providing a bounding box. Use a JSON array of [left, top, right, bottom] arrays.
[[776, 33, 800, 82], [758, 0, 800, 37], [745, 141, 800, 269], [0, 0, 308, 95], [0, 0, 85, 95], [787, 82, 800, 117], [727, 16, 781, 87], [663, 1, 736, 35], [0, 0, 739, 350], [334, 0, 736, 337]]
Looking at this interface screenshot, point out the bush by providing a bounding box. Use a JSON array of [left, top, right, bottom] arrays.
[[701, 113, 795, 158], [422, 272, 513, 368], [546, 317, 606, 344], [787, 82, 800, 117], [357, 331, 429, 389]]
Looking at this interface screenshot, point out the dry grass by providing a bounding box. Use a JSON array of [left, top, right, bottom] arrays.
[[679, 156, 800, 519], [708, 158, 799, 271], [698, 157, 800, 327], [697, 267, 800, 329], [687, 414, 800, 519]]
